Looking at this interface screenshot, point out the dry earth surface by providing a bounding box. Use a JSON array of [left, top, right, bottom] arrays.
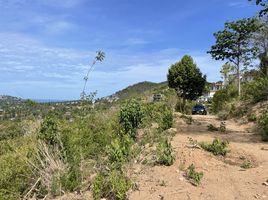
[[57, 113, 268, 200]]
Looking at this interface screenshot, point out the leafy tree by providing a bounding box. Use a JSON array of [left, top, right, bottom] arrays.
[[220, 63, 234, 85], [249, 0, 268, 16], [208, 18, 260, 96], [253, 17, 268, 76], [167, 55, 206, 107]]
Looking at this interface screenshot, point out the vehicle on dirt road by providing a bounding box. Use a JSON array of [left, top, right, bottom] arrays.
[[192, 104, 207, 115]]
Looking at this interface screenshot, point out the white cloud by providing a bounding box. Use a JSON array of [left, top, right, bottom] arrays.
[[228, 1, 252, 8], [0, 32, 223, 99]]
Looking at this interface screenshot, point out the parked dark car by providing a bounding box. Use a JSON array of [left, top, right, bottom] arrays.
[[192, 105, 207, 115]]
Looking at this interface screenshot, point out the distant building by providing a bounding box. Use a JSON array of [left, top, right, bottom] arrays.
[[153, 94, 164, 101], [199, 82, 224, 101]]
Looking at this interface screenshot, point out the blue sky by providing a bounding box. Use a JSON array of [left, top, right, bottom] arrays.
[[0, 0, 260, 100]]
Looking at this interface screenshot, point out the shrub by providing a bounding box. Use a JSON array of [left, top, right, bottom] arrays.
[[119, 100, 144, 139], [257, 109, 268, 141], [247, 113, 257, 122], [175, 99, 195, 114], [199, 139, 229, 156], [186, 164, 203, 186], [38, 116, 59, 146], [217, 110, 229, 120], [212, 85, 238, 113], [107, 135, 133, 169], [207, 124, 219, 131], [158, 105, 173, 131], [219, 122, 226, 133], [240, 161, 253, 169], [92, 171, 131, 200], [156, 139, 174, 166], [0, 121, 24, 141], [242, 78, 268, 103]]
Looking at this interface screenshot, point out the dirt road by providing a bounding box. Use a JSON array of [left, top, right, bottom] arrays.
[[129, 114, 268, 200]]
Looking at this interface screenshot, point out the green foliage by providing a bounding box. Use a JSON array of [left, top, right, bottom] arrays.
[[257, 108, 268, 141], [175, 99, 196, 114], [240, 161, 253, 169], [0, 120, 24, 141], [247, 113, 257, 122], [38, 116, 59, 146], [186, 164, 204, 186], [167, 55, 206, 101], [249, 0, 268, 16], [107, 135, 133, 169], [208, 18, 260, 96], [212, 85, 238, 113], [92, 171, 131, 200], [119, 100, 144, 139], [200, 139, 229, 156], [159, 106, 173, 131], [156, 139, 174, 166], [242, 78, 268, 103], [207, 124, 219, 131]]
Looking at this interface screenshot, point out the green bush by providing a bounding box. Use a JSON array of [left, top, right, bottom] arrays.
[[119, 100, 144, 139], [242, 78, 268, 103], [212, 85, 238, 113], [207, 124, 219, 131], [38, 116, 59, 146], [156, 139, 174, 166], [257, 109, 268, 141], [180, 114, 193, 125], [157, 105, 173, 131], [107, 135, 133, 169], [92, 171, 131, 200], [247, 113, 257, 122], [175, 99, 195, 114], [200, 139, 229, 156], [0, 121, 24, 141], [186, 164, 203, 186]]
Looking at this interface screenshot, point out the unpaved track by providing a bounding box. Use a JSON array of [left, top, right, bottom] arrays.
[[129, 114, 268, 200]]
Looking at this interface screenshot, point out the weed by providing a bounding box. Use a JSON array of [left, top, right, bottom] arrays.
[[219, 122, 226, 133], [199, 139, 229, 156], [92, 171, 131, 200], [257, 109, 268, 141], [186, 164, 203, 186], [247, 113, 257, 122], [240, 161, 253, 169], [207, 124, 219, 131], [156, 139, 174, 166]]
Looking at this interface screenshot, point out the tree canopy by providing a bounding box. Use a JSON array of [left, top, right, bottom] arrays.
[[208, 18, 260, 95], [167, 55, 206, 101], [250, 0, 268, 16]]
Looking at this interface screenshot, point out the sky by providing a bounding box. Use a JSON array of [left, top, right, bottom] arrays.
[[0, 0, 261, 100]]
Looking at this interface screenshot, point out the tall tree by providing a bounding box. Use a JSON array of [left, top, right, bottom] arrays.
[[249, 0, 268, 16], [208, 18, 260, 96], [220, 63, 233, 85], [167, 55, 206, 105], [254, 17, 268, 76]]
